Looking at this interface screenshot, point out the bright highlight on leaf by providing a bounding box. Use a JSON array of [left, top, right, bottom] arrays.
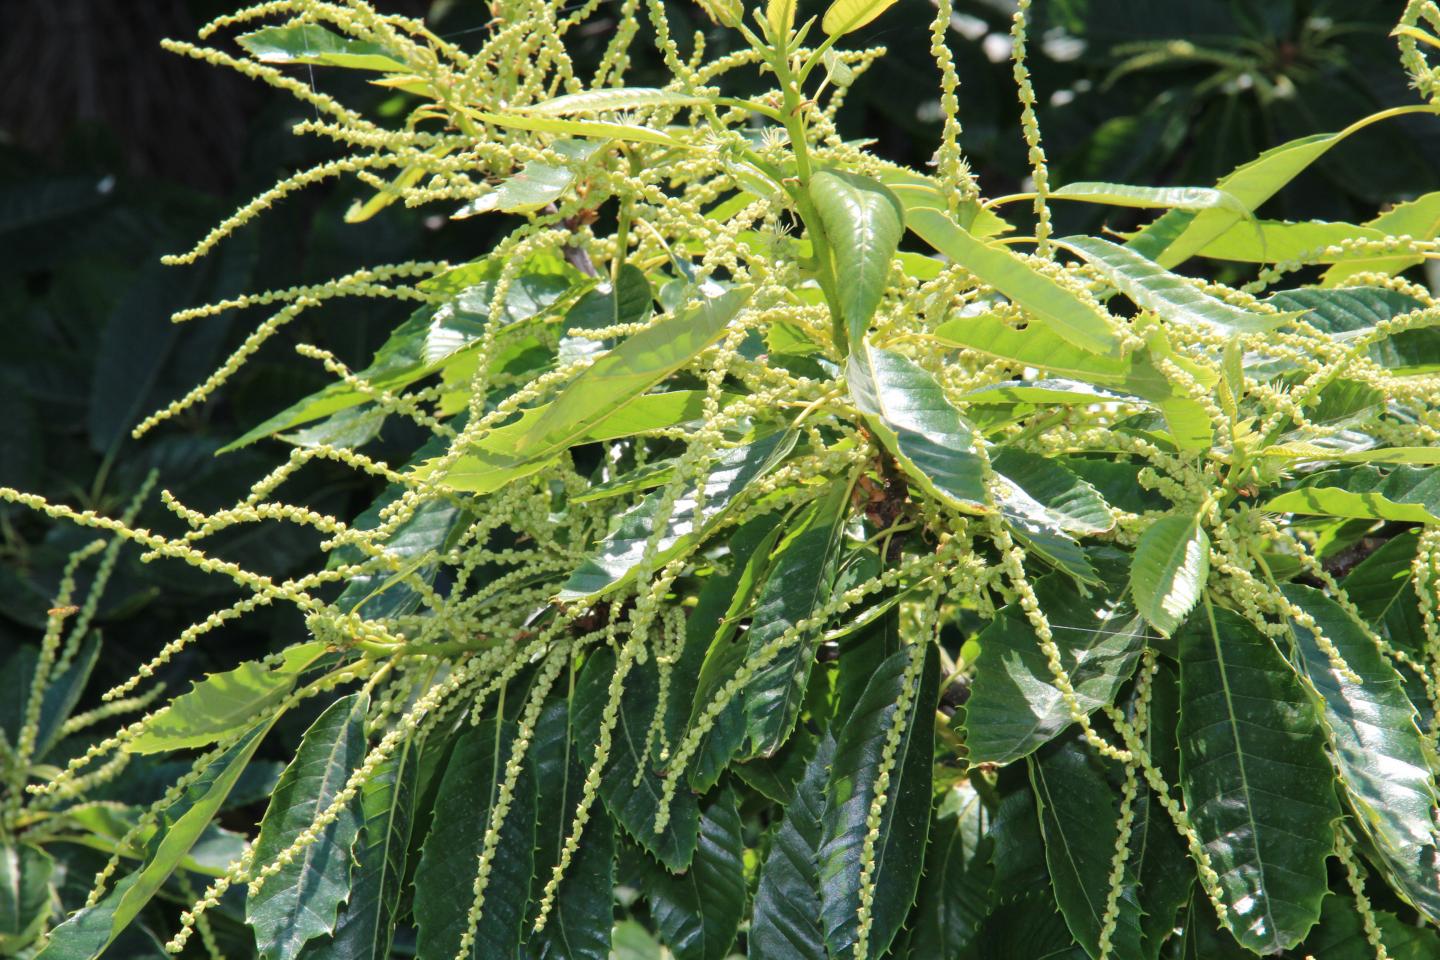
[[821, 0, 900, 36]]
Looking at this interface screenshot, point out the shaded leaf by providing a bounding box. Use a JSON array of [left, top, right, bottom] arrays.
[[1029, 739, 1144, 959], [414, 719, 536, 960], [750, 735, 834, 960], [645, 786, 745, 960], [526, 702, 615, 960], [903, 782, 992, 958], [0, 844, 53, 955], [1268, 286, 1439, 375], [298, 725, 419, 960], [820, 645, 938, 960], [561, 431, 794, 600], [572, 648, 700, 871], [742, 486, 850, 758]]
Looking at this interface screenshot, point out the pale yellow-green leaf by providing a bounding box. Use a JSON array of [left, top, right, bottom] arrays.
[[767, 0, 799, 37], [822, 0, 899, 36]]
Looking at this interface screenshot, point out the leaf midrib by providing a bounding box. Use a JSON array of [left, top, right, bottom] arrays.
[[1203, 601, 1281, 949]]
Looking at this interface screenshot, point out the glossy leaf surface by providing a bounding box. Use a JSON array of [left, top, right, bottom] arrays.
[[819, 646, 938, 960], [1129, 512, 1209, 637], [126, 642, 326, 754], [1177, 603, 1338, 953]]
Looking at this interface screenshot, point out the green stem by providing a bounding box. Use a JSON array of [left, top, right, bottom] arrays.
[[770, 45, 848, 354]]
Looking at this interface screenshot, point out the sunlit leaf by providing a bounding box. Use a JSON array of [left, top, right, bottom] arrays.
[[1177, 602, 1338, 954], [1263, 465, 1440, 523], [1051, 182, 1246, 213], [1129, 512, 1208, 637], [821, 0, 899, 36], [1282, 585, 1440, 924], [248, 695, 368, 960], [848, 340, 987, 513], [126, 642, 327, 754], [237, 24, 408, 72], [909, 208, 1120, 355], [38, 720, 276, 960], [1062, 235, 1293, 335], [808, 170, 904, 344]]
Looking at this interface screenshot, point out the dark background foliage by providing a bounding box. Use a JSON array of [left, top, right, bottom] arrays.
[[0, 0, 1432, 783]]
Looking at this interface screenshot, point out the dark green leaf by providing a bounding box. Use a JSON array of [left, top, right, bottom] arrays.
[[1341, 532, 1423, 653], [1129, 661, 1192, 960], [1030, 739, 1144, 959], [958, 891, 1086, 960], [526, 702, 615, 960], [0, 844, 53, 954], [645, 786, 745, 960], [676, 517, 785, 792], [964, 567, 1145, 765], [750, 734, 834, 960], [820, 645, 938, 960], [34, 633, 101, 760], [572, 648, 700, 871], [848, 341, 986, 512], [991, 449, 1113, 584], [559, 262, 653, 362], [561, 431, 794, 600], [248, 695, 368, 960], [1281, 584, 1440, 924], [903, 783, 992, 958], [1301, 894, 1440, 960], [1269, 287, 1439, 374], [414, 719, 537, 960], [742, 487, 850, 757], [296, 719, 419, 960], [1177, 602, 1338, 953]]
